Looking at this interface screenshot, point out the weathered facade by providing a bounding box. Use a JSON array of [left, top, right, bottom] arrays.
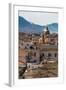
[[19, 26, 58, 66]]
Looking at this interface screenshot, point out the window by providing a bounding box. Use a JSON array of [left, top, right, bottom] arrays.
[[34, 42, 36, 45], [33, 60, 36, 63], [30, 46, 34, 49], [28, 65, 30, 68], [48, 53, 51, 57], [55, 53, 57, 57], [42, 53, 44, 57]]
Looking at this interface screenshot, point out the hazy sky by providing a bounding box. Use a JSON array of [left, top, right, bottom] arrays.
[[19, 11, 58, 25]]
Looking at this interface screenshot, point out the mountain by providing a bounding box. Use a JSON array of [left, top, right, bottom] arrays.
[[19, 16, 58, 33], [19, 16, 44, 33], [48, 23, 58, 33]]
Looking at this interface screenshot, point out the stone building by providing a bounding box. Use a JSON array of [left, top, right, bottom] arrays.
[[39, 26, 58, 45], [39, 44, 58, 62], [19, 26, 58, 67], [25, 26, 58, 64], [25, 49, 40, 64]]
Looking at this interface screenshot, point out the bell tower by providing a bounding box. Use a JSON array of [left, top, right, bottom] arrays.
[[40, 32, 45, 44]]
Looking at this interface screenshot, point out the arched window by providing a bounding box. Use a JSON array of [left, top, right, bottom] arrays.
[[48, 53, 51, 57], [55, 53, 57, 57]]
